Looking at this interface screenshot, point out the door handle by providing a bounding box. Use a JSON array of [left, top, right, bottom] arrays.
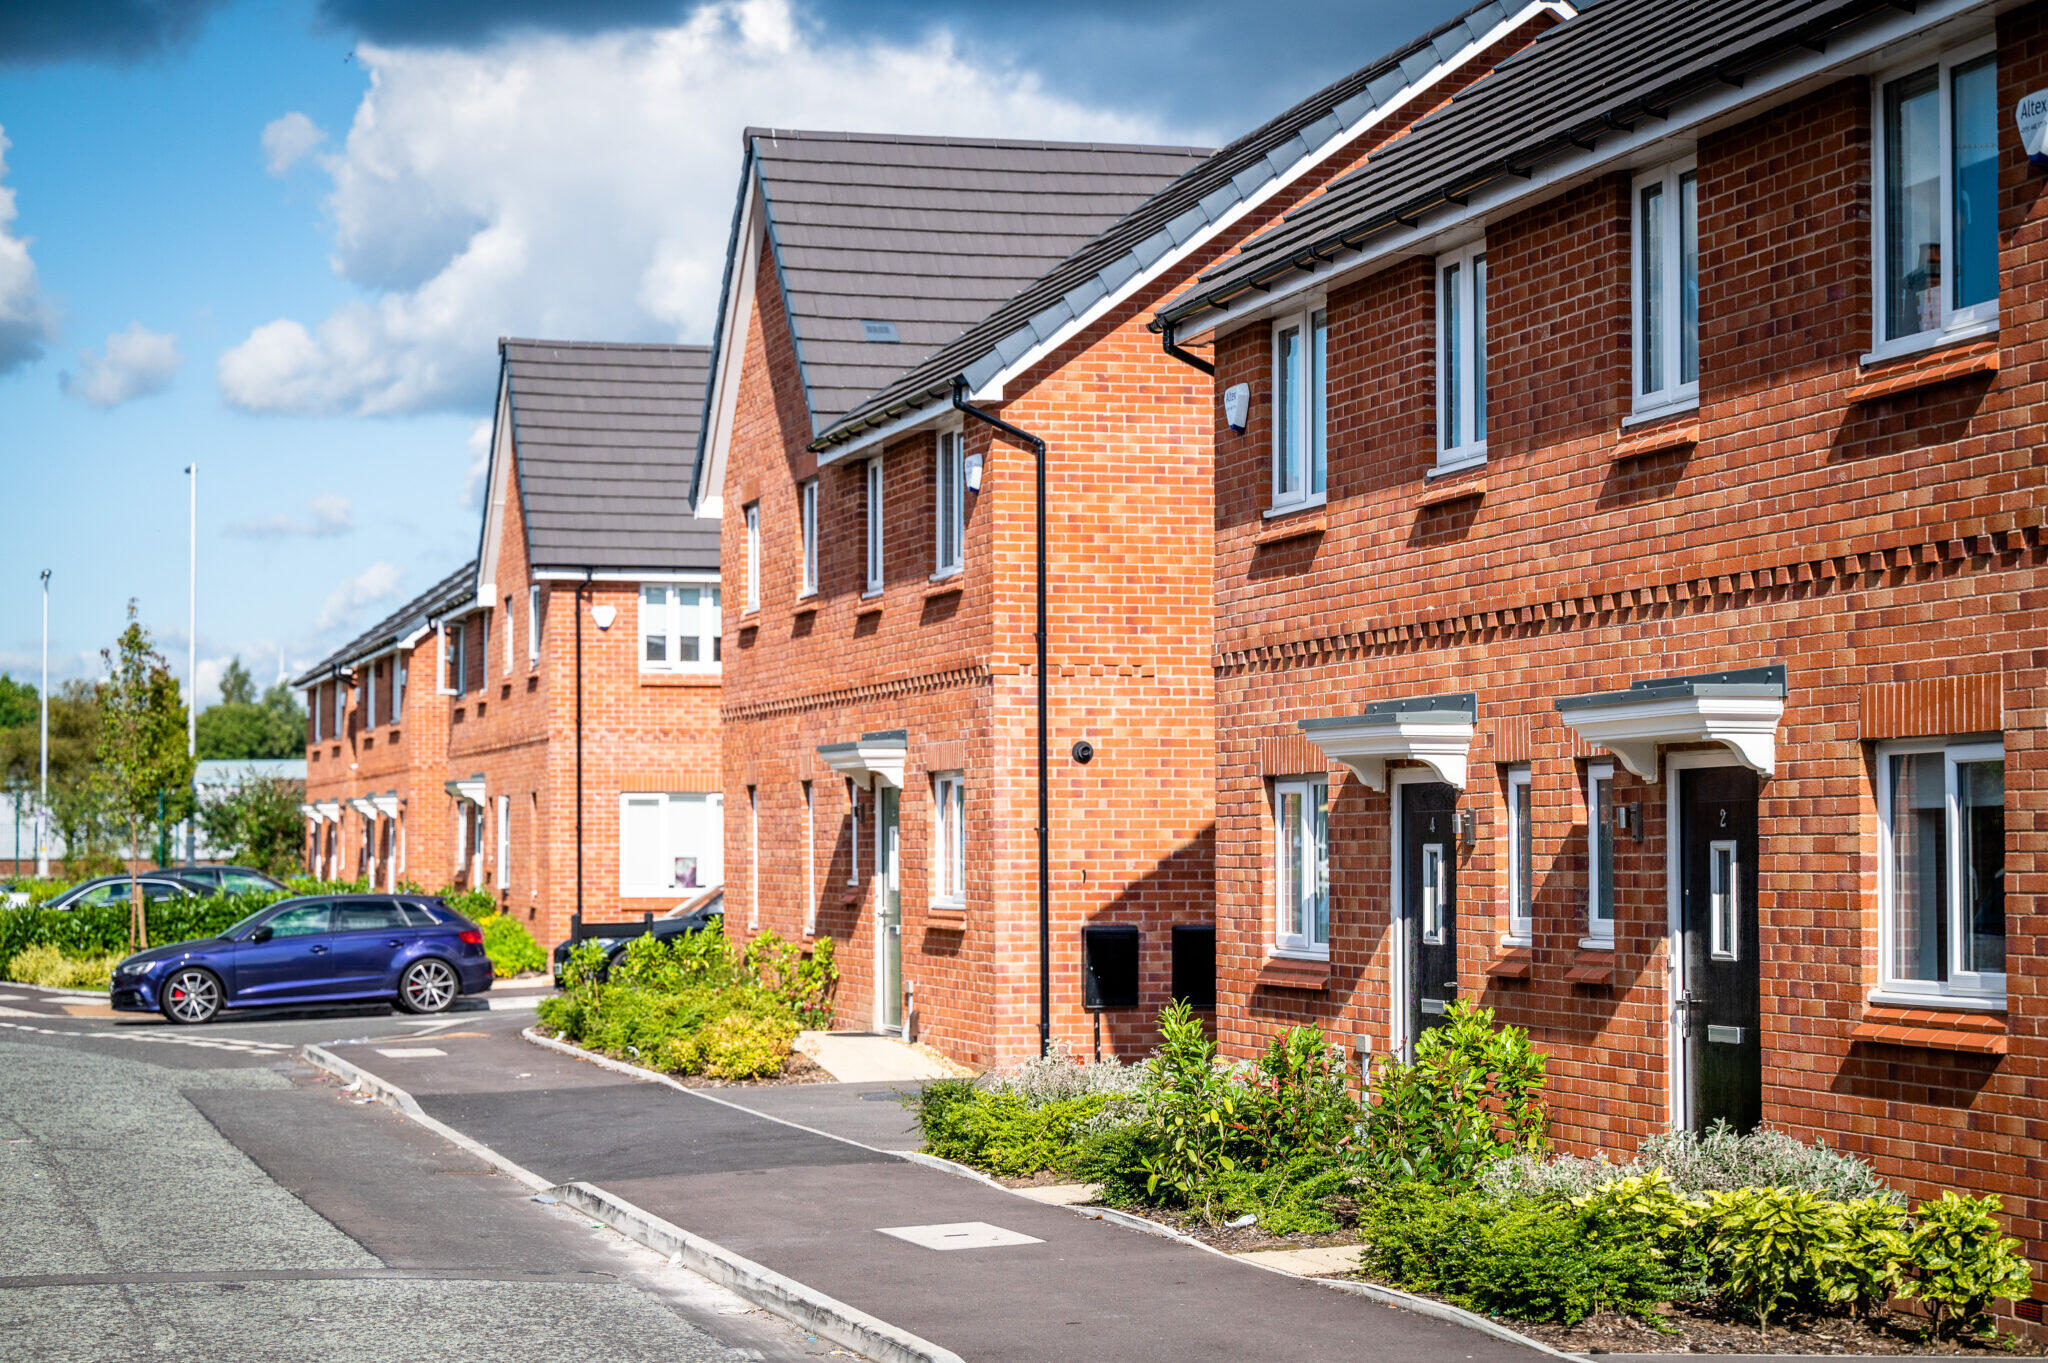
[[386, 940, 403, 948], [309, 944, 329, 954]]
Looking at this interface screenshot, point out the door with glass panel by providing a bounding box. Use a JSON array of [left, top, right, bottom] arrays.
[[1400, 782, 1459, 1048], [1678, 766, 1761, 1134], [877, 786, 903, 1033]]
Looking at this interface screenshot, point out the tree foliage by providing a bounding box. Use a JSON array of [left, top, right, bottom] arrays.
[[0, 679, 112, 869], [196, 775, 306, 877], [0, 675, 36, 731], [94, 604, 194, 947], [196, 658, 306, 760]]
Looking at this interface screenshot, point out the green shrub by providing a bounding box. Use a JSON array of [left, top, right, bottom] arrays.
[[4, 943, 121, 989], [978, 1041, 1144, 1105], [437, 886, 498, 920], [1820, 1197, 1908, 1318], [907, 1080, 1118, 1178], [1576, 1169, 1703, 1262], [1135, 1000, 1248, 1204], [1362, 1182, 1672, 1325], [1902, 1192, 2032, 1337], [1199, 1154, 1372, 1236], [1481, 1122, 1897, 1206], [477, 913, 546, 977], [748, 930, 838, 1026], [680, 1010, 801, 1080], [1364, 999, 1547, 1185], [1702, 1185, 1842, 1330], [1237, 1024, 1360, 1169]]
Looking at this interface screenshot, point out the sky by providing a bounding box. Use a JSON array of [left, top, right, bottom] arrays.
[[0, 0, 1480, 709]]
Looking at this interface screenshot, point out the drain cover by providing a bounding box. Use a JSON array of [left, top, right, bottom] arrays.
[[876, 1222, 1043, 1251]]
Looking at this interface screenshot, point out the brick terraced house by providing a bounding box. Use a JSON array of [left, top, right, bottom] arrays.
[[299, 339, 722, 948], [1156, 0, 2048, 1305], [698, 0, 1566, 1066]]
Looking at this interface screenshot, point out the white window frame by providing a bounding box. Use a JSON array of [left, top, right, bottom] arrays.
[[865, 457, 884, 596], [1505, 765, 1533, 944], [495, 792, 511, 892], [638, 580, 722, 675], [527, 584, 541, 664], [1435, 238, 1488, 472], [308, 687, 322, 742], [933, 428, 965, 579], [1585, 762, 1616, 948], [748, 786, 760, 929], [618, 791, 724, 898], [1272, 775, 1330, 958], [932, 771, 966, 910], [365, 663, 378, 730], [1869, 37, 2000, 362], [744, 503, 761, 613], [503, 596, 515, 675], [1875, 736, 2006, 1006], [846, 779, 861, 885], [802, 781, 817, 937], [1631, 156, 1700, 419], [479, 616, 489, 686], [799, 478, 819, 598], [1267, 304, 1328, 515], [392, 655, 405, 726]]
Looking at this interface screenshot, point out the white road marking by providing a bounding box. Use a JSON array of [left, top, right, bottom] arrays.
[[372, 1047, 446, 1058], [0, 1020, 294, 1053]]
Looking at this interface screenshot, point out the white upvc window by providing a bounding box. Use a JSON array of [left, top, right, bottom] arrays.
[[639, 582, 722, 673], [365, 662, 378, 730], [1585, 763, 1615, 946], [1633, 157, 1699, 416], [1877, 738, 2005, 1005], [392, 655, 405, 725], [934, 428, 965, 577], [744, 502, 761, 612], [865, 457, 884, 595], [1872, 39, 1998, 359], [1273, 776, 1329, 957], [503, 596, 515, 674], [1435, 239, 1487, 471], [442, 618, 468, 696], [1505, 765, 1533, 944], [308, 688, 321, 742], [495, 792, 511, 892], [932, 771, 966, 909], [479, 616, 489, 686], [799, 478, 819, 598], [747, 786, 760, 929], [527, 584, 542, 664], [619, 791, 724, 898], [1269, 305, 1327, 513], [802, 781, 817, 937]]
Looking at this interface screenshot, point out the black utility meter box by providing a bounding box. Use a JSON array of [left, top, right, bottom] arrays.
[[1081, 924, 1141, 1010]]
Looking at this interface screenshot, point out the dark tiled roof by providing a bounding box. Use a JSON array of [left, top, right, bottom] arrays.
[[747, 129, 1212, 433], [811, 0, 1560, 450], [501, 339, 720, 572], [294, 559, 476, 686], [1159, 0, 1911, 325]]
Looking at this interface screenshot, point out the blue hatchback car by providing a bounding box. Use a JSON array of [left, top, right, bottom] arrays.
[[110, 894, 494, 1024]]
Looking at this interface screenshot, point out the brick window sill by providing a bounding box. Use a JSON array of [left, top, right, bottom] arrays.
[[925, 907, 967, 932], [1846, 344, 1998, 404], [1254, 515, 1327, 547], [855, 600, 883, 618], [1417, 475, 1485, 508], [1850, 1004, 2008, 1056], [1564, 948, 1615, 985], [1613, 422, 1699, 461], [1258, 956, 1330, 991], [1485, 946, 1534, 980], [923, 579, 964, 601]]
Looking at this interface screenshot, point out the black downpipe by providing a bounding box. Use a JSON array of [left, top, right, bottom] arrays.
[[950, 380, 1053, 1058], [1160, 319, 1215, 376], [574, 573, 590, 929]]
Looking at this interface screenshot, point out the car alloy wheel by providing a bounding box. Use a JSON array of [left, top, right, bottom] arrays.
[[400, 959, 458, 1014], [162, 969, 221, 1024]]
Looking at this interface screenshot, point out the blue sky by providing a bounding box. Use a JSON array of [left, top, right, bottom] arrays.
[[0, 0, 1477, 705]]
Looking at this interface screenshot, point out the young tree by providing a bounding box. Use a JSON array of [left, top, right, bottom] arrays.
[[218, 657, 257, 706], [95, 604, 194, 948]]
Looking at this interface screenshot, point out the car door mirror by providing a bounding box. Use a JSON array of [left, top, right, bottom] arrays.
[[248, 925, 274, 944]]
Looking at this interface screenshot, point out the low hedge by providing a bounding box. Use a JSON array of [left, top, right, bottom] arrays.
[[478, 913, 546, 977]]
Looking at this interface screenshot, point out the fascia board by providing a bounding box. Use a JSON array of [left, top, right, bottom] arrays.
[[694, 165, 763, 519]]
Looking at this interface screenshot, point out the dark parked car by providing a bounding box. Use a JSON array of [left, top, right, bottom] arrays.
[[551, 893, 723, 988], [44, 874, 203, 911], [167, 864, 289, 895], [109, 894, 493, 1024]]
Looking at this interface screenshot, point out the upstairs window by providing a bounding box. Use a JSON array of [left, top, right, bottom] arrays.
[[1273, 776, 1329, 957], [744, 502, 761, 611], [365, 660, 378, 729], [799, 478, 819, 597], [1879, 738, 2004, 1004], [932, 771, 966, 908], [1270, 307, 1327, 512], [935, 429, 965, 577], [640, 583, 721, 672], [393, 655, 406, 725], [865, 457, 884, 595], [1875, 42, 1998, 355], [308, 687, 321, 741], [503, 596, 515, 674], [1634, 158, 1699, 414], [527, 584, 541, 664], [1436, 240, 1487, 470]]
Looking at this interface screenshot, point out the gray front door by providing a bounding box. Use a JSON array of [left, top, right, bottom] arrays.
[[877, 786, 903, 1033]]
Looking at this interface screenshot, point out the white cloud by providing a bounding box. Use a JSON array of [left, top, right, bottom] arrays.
[[0, 125, 58, 377], [217, 0, 1183, 416], [461, 418, 492, 509], [261, 111, 326, 176], [315, 560, 402, 631], [60, 321, 183, 407], [226, 492, 355, 540]]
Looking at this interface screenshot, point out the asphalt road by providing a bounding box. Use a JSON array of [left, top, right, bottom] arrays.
[[0, 985, 853, 1363]]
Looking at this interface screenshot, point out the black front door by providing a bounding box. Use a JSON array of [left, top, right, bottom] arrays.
[[1679, 766, 1762, 1133], [1401, 781, 1459, 1050]]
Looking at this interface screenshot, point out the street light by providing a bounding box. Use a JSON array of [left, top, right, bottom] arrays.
[[37, 569, 49, 878], [185, 463, 196, 863]]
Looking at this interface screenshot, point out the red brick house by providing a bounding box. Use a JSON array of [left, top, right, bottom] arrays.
[[300, 339, 721, 948], [1156, 0, 2048, 1300], [697, 1, 1565, 1067]]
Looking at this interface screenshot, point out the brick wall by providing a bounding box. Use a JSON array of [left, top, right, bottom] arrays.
[[1207, 20, 2048, 1313]]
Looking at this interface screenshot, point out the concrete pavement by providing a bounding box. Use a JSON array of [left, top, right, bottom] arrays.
[[328, 1013, 1558, 1363]]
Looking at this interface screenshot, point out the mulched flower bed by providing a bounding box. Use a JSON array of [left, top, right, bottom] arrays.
[[1508, 1302, 2045, 1356], [1114, 1205, 1364, 1254]]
